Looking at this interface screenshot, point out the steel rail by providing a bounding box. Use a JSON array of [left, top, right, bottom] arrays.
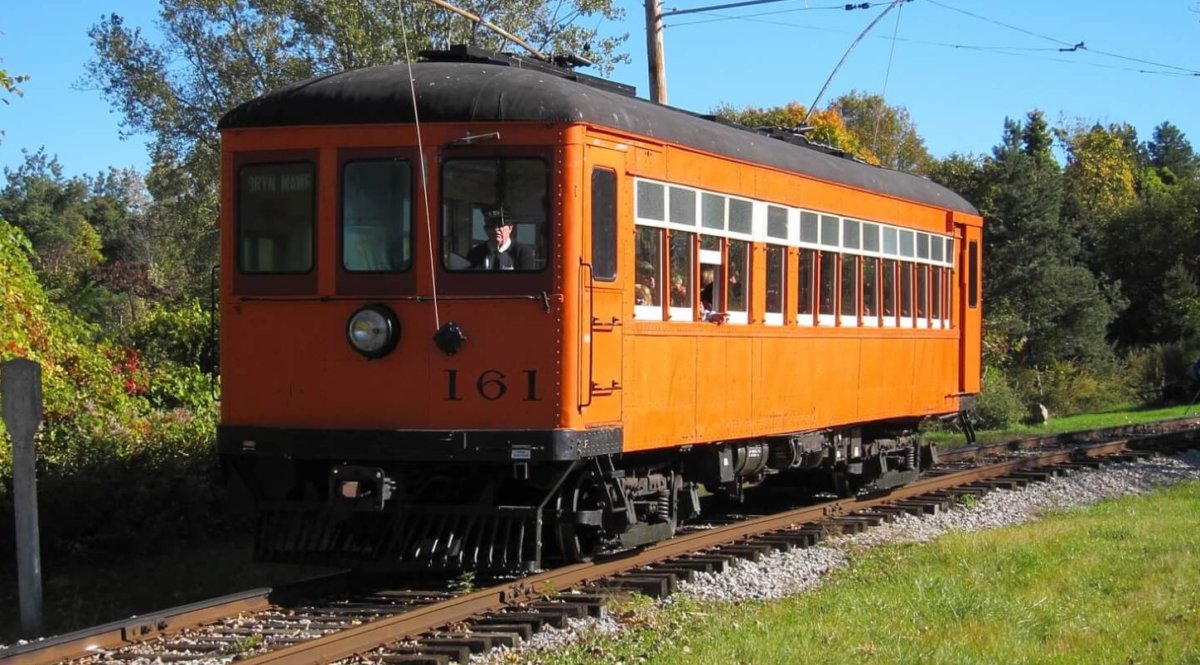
[[8, 426, 1194, 665], [240, 437, 1160, 665]]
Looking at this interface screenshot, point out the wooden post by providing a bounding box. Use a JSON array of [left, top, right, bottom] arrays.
[[2, 358, 45, 637], [644, 0, 668, 104]]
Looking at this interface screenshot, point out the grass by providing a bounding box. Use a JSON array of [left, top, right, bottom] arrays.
[[928, 403, 1200, 447], [532, 481, 1200, 665]]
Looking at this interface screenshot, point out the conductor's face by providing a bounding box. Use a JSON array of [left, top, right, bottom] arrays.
[[487, 221, 512, 247]]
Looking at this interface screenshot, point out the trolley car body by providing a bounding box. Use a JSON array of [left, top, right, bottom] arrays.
[[217, 49, 983, 571]]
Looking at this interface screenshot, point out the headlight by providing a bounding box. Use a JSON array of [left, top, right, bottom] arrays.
[[346, 305, 400, 359]]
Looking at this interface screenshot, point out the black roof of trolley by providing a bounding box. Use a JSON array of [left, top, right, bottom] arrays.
[[218, 49, 978, 215]]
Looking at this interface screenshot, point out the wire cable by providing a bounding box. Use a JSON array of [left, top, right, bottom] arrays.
[[399, 0, 441, 330]]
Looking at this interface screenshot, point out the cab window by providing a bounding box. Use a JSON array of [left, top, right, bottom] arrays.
[[342, 159, 411, 272], [237, 162, 315, 273], [441, 158, 548, 271]]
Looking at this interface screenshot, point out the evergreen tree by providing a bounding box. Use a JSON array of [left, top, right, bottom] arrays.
[[983, 111, 1119, 369], [1146, 122, 1198, 184]]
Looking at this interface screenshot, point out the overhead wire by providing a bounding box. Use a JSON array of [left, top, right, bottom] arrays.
[[665, 0, 1200, 77]]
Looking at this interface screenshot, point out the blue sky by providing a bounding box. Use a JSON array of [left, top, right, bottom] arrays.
[[2, 0, 1199, 182]]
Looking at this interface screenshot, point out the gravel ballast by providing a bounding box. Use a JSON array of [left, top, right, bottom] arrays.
[[474, 451, 1200, 663]]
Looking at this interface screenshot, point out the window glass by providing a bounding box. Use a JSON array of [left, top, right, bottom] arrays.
[[863, 258, 878, 318], [930, 235, 944, 262], [669, 187, 696, 226], [238, 162, 315, 273], [800, 211, 819, 244], [728, 239, 748, 313], [841, 254, 858, 318], [768, 206, 789, 239], [931, 266, 943, 320], [669, 231, 694, 309], [342, 160, 410, 272], [766, 245, 784, 314], [969, 241, 979, 308], [635, 226, 662, 307], [729, 199, 753, 235], [917, 232, 930, 260], [591, 169, 617, 281], [799, 248, 815, 316], [883, 260, 896, 317], [863, 223, 880, 253], [916, 264, 928, 319], [441, 158, 547, 271], [900, 229, 915, 258], [843, 219, 861, 250], [637, 181, 664, 221], [900, 261, 913, 318], [701, 234, 721, 251], [820, 215, 839, 247], [883, 227, 899, 255], [819, 251, 837, 316], [701, 193, 725, 230], [945, 238, 955, 265]]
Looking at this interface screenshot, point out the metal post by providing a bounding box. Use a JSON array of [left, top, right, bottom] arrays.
[[644, 0, 668, 104], [2, 358, 45, 637]]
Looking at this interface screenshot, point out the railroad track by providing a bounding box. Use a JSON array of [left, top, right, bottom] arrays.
[[5, 419, 1199, 665]]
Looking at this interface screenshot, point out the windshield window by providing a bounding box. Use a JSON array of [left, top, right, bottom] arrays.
[[442, 158, 548, 272], [342, 159, 411, 272], [237, 162, 314, 273]]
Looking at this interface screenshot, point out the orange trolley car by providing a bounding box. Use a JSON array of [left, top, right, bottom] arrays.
[[217, 47, 983, 572]]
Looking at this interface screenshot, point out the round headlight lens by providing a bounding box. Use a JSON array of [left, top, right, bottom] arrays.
[[346, 305, 399, 358]]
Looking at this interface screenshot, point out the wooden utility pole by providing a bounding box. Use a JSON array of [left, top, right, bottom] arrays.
[[645, 0, 667, 104]]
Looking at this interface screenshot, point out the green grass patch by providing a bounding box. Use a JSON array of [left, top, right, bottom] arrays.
[[538, 481, 1200, 664], [928, 404, 1200, 447]]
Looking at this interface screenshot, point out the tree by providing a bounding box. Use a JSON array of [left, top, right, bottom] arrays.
[[830, 90, 932, 173], [983, 111, 1120, 369], [84, 0, 629, 297], [1146, 121, 1198, 184], [1058, 121, 1138, 227], [711, 101, 881, 165], [1, 56, 30, 144]]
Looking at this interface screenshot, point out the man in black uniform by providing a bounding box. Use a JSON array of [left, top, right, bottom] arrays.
[[467, 206, 535, 270]]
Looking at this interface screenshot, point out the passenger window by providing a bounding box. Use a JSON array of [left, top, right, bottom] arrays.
[[819, 251, 837, 317], [798, 248, 815, 320], [863, 258, 878, 320], [840, 254, 858, 321], [342, 159, 411, 272], [238, 162, 315, 273], [931, 266, 943, 322], [882, 260, 896, 321], [591, 169, 617, 281], [441, 157, 547, 272], [900, 261, 914, 320], [728, 239, 748, 315], [635, 226, 662, 313], [669, 231, 694, 315], [766, 245, 785, 320], [916, 264, 929, 321]]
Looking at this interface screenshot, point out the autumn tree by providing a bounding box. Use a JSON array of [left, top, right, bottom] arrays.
[[1058, 121, 1138, 227], [711, 101, 881, 165], [830, 90, 932, 173], [84, 0, 629, 297]]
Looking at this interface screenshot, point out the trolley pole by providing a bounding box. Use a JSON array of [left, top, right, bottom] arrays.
[[644, 0, 668, 104], [2, 358, 45, 637]]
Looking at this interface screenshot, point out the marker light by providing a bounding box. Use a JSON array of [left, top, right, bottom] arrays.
[[346, 305, 400, 359]]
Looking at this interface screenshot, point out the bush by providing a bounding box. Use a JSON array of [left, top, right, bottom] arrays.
[[0, 219, 223, 561], [1125, 342, 1200, 405], [1008, 362, 1133, 418], [974, 365, 1027, 430]]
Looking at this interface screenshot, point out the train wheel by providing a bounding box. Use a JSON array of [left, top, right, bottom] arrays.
[[554, 469, 606, 563]]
